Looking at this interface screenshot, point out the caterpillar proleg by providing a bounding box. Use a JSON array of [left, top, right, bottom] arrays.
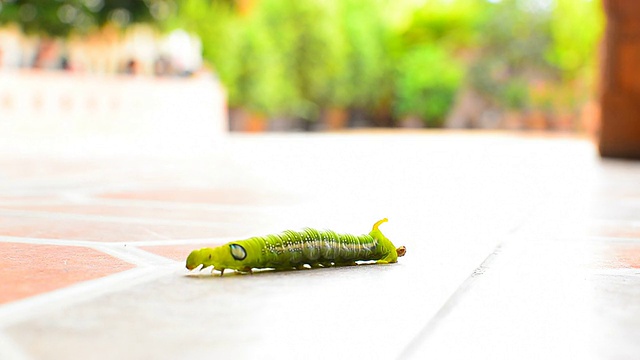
[[186, 218, 406, 275]]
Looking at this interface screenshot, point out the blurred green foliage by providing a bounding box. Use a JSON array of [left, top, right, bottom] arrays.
[[468, 0, 603, 116], [0, 0, 169, 36], [340, 0, 392, 111], [395, 45, 463, 126], [549, 0, 604, 81], [1, 0, 604, 128], [468, 0, 557, 111], [393, 0, 478, 126], [250, 0, 347, 118]]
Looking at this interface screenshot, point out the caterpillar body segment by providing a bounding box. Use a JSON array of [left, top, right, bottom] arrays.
[[185, 218, 406, 275]]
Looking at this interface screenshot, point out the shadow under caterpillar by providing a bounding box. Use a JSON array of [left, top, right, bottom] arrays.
[[186, 218, 406, 276]]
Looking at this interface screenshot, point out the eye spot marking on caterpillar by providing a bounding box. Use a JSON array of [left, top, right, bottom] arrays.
[[230, 244, 247, 261], [185, 218, 406, 276]]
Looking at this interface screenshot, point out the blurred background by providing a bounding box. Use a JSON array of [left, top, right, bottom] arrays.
[[5, 3, 640, 359], [0, 0, 604, 135]]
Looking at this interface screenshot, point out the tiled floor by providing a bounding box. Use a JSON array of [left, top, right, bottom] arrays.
[[1, 132, 639, 359]]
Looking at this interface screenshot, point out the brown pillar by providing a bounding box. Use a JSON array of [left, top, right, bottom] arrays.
[[599, 0, 640, 159]]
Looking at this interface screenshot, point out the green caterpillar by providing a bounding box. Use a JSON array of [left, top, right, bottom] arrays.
[[186, 218, 406, 275]]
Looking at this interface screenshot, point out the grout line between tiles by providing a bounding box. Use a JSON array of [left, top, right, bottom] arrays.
[[87, 197, 298, 212], [112, 237, 240, 247], [0, 235, 239, 247], [0, 192, 300, 212], [592, 268, 640, 276], [524, 235, 640, 243], [0, 266, 175, 329], [0, 236, 177, 267], [0, 235, 106, 248], [398, 241, 506, 359], [0, 332, 30, 360], [0, 209, 237, 227], [93, 244, 176, 267], [583, 235, 640, 242], [0, 233, 255, 248], [593, 218, 640, 226]]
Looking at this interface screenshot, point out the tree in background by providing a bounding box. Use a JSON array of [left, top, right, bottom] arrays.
[[468, 0, 557, 112], [1, 0, 605, 130], [252, 0, 347, 121], [462, 0, 603, 129], [391, 0, 478, 127], [545, 0, 604, 126], [339, 0, 393, 125], [0, 0, 176, 37]]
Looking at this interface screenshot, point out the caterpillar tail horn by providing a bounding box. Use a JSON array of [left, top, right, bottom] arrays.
[[371, 218, 407, 259], [372, 218, 388, 231]]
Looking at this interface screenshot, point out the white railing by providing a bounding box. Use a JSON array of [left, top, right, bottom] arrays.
[[0, 70, 227, 156]]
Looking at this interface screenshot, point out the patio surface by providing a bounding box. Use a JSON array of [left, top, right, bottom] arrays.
[[0, 132, 639, 359]]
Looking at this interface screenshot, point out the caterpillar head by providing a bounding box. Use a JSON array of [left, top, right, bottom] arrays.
[[186, 244, 248, 272]]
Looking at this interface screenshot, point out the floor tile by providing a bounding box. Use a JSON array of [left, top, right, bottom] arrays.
[[140, 243, 227, 262], [6, 261, 448, 360], [589, 221, 640, 239], [402, 239, 640, 360], [0, 243, 135, 304], [1, 133, 640, 359], [598, 241, 640, 269], [97, 188, 297, 206], [0, 203, 277, 226], [0, 215, 248, 242], [0, 159, 101, 180]]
